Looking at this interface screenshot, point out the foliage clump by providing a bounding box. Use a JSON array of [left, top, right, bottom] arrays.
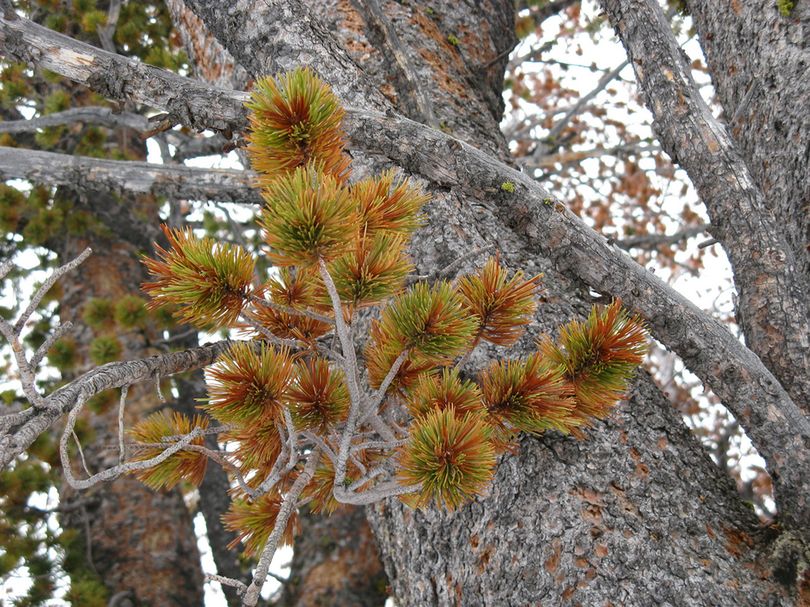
[[134, 67, 648, 569]]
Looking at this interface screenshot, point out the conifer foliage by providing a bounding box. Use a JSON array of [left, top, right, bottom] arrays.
[[131, 67, 648, 601]]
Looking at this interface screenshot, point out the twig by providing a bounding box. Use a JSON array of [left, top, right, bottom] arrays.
[[131, 441, 257, 498], [60, 392, 205, 490], [0, 249, 91, 409], [96, 0, 121, 53], [32, 321, 73, 368], [117, 386, 128, 464], [0, 106, 147, 133], [613, 223, 708, 250], [303, 430, 337, 463], [205, 573, 247, 596], [318, 259, 366, 488], [250, 295, 334, 325], [534, 59, 630, 159], [367, 413, 398, 443], [409, 245, 495, 283], [15, 248, 91, 333], [348, 464, 389, 492], [334, 479, 420, 506], [72, 430, 92, 478], [365, 350, 408, 419], [242, 449, 321, 607], [351, 438, 407, 453]]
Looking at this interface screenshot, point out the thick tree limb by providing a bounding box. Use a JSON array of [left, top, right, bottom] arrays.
[[685, 0, 810, 285], [3, 9, 808, 539], [601, 0, 810, 414], [0, 13, 249, 132], [0, 340, 231, 468], [0, 146, 261, 204]]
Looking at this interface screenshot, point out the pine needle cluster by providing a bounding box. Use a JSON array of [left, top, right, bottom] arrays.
[[539, 300, 648, 422], [204, 342, 294, 425], [457, 257, 542, 346], [134, 67, 649, 558], [287, 358, 349, 432], [372, 281, 478, 361], [142, 225, 254, 329], [222, 493, 300, 557], [398, 407, 495, 510], [129, 411, 209, 490], [247, 67, 350, 182]]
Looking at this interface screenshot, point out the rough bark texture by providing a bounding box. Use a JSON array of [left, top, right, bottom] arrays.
[[601, 0, 810, 432], [601, 0, 810, 547], [183, 0, 800, 604], [6, 9, 804, 467], [165, 0, 250, 90], [0, 146, 261, 206], [686, 0, 810, 286], [0, 12, 248, 132], [372, 376, 786, 607]]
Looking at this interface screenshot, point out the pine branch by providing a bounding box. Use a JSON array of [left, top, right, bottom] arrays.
[[0, 146, 261, 204]]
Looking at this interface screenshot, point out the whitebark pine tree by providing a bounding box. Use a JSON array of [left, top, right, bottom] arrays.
[[0, 0, 808, 606]]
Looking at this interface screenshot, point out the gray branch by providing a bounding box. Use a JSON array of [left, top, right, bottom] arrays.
[[0, 339, 231, 468], [601, 0, 810, 413], [615, 224, 709, 251], [0, 13, 249, 133], [0, 106, 148, 133], [0, 146, 261, 204]]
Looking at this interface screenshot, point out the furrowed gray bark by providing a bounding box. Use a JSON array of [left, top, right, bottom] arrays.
[[182, 0, 388, 112], [193, 0, 800, 603], [686, 0, 810, 285], [600, 0, 810, 417], [345, 104, 810, 544], [5, 14, 802, 472], [164, 0, 250, 91], [0, 146, 261, 204], [372, 376, 788, 606]]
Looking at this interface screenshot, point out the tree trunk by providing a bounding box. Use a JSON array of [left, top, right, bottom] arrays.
[[179, 0, 800, 604], [279, 507, 389, 606]]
